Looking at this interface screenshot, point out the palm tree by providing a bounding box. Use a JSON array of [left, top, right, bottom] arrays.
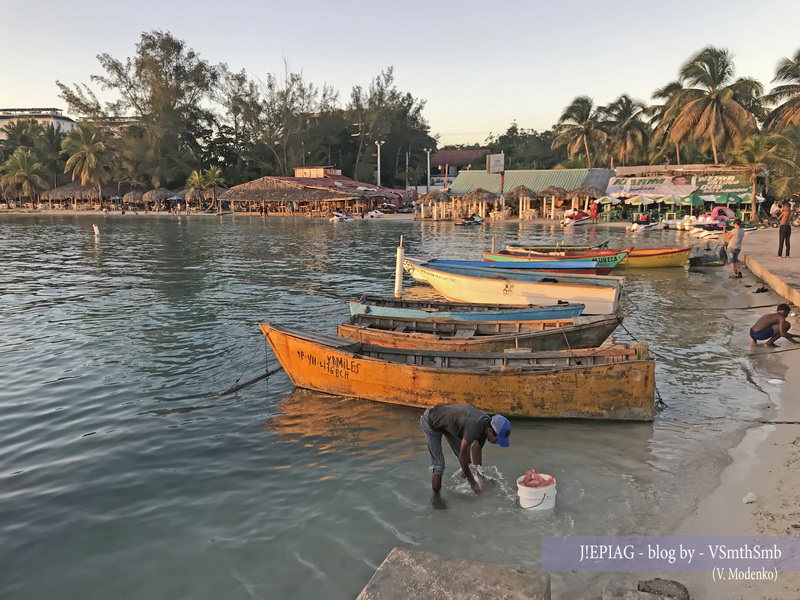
[[551, 96, 608, 168], [185, 169, 206, 209], [603, 95, 649, 167], [1, 119, 41, 156], [202, 166, 225, 213], [1, 148, 49, 202], [763, 47, 800, 131], [729, 133, 799, 214], [37, 124, 67, 208], [648, 81, 685, 165], [62, 123, 109, 209], [671, 46, 763, 164]]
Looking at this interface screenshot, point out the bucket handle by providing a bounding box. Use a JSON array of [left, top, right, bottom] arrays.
[[515, 495, 548, 509]]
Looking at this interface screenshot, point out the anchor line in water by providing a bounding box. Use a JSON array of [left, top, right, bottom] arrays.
[[617, 321, 668, 409], [218, 337, 284, 396]]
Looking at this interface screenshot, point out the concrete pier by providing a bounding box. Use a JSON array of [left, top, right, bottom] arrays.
[[356, 547, 551, 600], [741, 227, 800, 305]]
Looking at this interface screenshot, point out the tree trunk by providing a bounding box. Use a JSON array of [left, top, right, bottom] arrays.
[[582, 135, 592, 168], [674, 140, 681, 166]]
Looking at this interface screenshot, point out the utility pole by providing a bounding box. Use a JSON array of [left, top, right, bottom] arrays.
[[424, 148, 431, 193], [375, 140, 385, 186]]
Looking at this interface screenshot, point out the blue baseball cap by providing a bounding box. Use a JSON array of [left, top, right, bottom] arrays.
[[491, 415, 511, 447]]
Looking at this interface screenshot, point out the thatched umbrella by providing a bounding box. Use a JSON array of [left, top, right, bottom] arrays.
[[505, 185, 538, 216], [536, 186, 567, 199], [461, 188, 496, 204], [535, 186, 568, 218], [123, 190, 144, 205], [567, 184, 607, 210], [142, 188, 172, 208], [504, 185, 536, 200], [40, 181, 117, 209], [419, 189, 450, 203]]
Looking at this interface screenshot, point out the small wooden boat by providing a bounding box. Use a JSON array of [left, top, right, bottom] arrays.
[[622, 246, 693, 268], [506, 241, 610, 252], [403, 259, 623, 314], [338, 313, 622, 352], [260, 323, 655, 421], [486, 247, 632, 268], [350, 295, 585, 321], [412, 257, 614, 275]]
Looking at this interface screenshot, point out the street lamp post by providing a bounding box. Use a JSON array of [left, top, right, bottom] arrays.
[[375, 140, 385, 186], [424, 148, 432, 193]]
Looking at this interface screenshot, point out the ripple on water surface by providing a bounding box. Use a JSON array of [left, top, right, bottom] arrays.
[[0, 215, 780, 599]]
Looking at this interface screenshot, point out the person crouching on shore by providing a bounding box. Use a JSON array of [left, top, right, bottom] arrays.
[[750, 304, 800, 347]]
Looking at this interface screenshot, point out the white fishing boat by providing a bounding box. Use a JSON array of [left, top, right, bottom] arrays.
[[403, 258, 623, 314]]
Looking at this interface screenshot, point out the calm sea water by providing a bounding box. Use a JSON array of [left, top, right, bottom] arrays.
[[0, 214, 784, 599]]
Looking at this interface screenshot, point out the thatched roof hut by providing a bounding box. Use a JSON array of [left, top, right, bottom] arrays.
[[536, 186, 567, 199], [566, 185, 605, 200], [221, 177, 358, 204], [123, 191, 144, 204], [504, 186, 536, 200], [460, 188, 496, 204], [142, 188, 173, 204], [419, 189, 450, 203], [40, 181, 118, 202]]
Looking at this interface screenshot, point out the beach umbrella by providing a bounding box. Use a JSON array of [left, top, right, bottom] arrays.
[[679, 194, 705, 206], [680, 194, 705, 215], [167, 195, 184, 201], [594, 195, 621, 205], [659, 194, 682, 205], [110, 195, 122, 200], [142, 188, 173, 204], [625, 194, 655, 206]]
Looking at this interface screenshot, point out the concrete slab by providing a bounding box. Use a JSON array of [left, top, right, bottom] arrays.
[[741, 228, 800, 306], [356, 547, 550, 600]]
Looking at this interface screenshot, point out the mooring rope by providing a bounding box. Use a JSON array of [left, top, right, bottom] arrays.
[[218, 337, 284, 396], [617, 321, 668, 409]]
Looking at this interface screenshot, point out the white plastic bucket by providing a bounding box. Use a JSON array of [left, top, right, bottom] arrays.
[[516, 475, 557, 510]]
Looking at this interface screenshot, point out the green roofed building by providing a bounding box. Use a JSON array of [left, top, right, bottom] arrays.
[[448, 168, 614, 196]]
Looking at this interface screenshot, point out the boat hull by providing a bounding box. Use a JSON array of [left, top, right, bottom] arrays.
[[349, 296, 585, 321], [404, 261, 622, 315], [261, 323, 655, 421], [486, 248, 631, 268], [621, 246, 693, 268], [418, 257, 613, 275], [338, 314, 622, 352]]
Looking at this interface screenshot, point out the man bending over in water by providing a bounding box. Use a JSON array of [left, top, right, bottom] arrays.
[[750, 304, 800, 347], [420, 404, 510, 494]]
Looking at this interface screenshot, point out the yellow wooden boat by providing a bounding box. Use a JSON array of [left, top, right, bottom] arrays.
[[619, 246, 693, 268], [260, 322, 655, 421], [337, 314, 621, 352]]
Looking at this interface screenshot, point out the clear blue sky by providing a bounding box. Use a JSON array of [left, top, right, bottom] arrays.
[[2, 0, 799, 146]]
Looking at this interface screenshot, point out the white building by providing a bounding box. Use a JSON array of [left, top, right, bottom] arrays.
[[0, 108, 76, 139]]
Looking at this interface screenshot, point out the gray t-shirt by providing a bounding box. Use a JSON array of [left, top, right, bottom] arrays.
[[729, 228, 745, 250], [427, 404, 490, 445]]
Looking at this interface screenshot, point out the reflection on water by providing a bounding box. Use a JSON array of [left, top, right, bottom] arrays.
[[265, 390, 420, 464], [0, 215, 784, 600]]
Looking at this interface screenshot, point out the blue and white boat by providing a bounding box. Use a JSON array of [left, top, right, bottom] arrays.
[[349, 295, 585, 321], [403, 257, 623, 314]]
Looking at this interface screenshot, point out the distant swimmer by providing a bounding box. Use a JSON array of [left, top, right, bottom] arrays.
[[419, 403, 510, 494], [750, 304, 800, 347]]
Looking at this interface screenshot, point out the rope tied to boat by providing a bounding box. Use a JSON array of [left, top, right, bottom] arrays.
[[618, 321, 668, 410], [218, 336, 283, 396]]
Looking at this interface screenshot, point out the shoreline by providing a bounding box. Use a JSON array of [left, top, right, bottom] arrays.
[[670, 229, 800, 599]]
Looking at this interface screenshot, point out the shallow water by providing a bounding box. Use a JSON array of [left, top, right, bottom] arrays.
[[0, 215, 781, 599]]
